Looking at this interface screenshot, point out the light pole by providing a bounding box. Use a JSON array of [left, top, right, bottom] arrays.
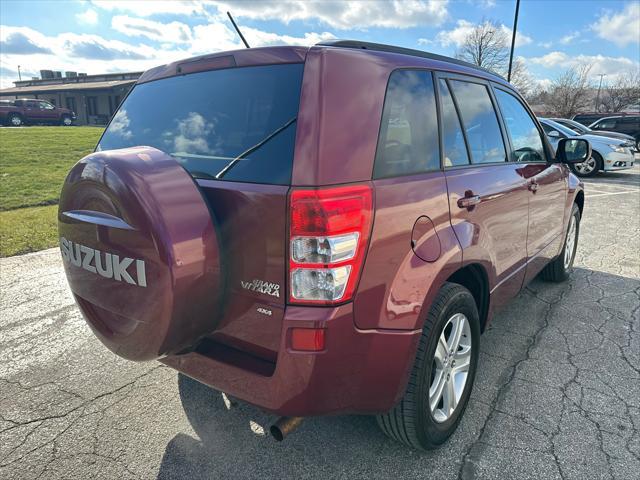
[[595, 74, 606, 112], [507, 0, 521, 82]]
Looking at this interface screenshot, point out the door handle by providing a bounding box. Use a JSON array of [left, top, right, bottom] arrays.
[[528, 181, 539, 193], [457, 194, 481, 209]]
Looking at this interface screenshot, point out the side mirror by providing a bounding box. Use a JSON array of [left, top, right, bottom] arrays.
[[547, 130, 561, 138], [557, 138, 591, 164]]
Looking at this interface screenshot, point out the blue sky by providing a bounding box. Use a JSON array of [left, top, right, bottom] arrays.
[[1, 0, 638, 89]]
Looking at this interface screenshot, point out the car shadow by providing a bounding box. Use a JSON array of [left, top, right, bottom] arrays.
[[156, 267, 639, 479]]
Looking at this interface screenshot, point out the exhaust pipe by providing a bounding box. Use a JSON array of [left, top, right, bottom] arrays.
[[270, 416, 304, 441]]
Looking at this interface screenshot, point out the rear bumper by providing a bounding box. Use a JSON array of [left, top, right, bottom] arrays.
[[161, 303, 421, 416]]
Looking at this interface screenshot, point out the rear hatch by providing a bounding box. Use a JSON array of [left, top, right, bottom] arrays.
[[97, 60, 305, 361]]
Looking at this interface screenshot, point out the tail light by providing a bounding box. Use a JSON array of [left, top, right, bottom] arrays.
[[289, 184, 373, 305]]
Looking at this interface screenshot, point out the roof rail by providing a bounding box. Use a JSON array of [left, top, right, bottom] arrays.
[[317, 40, 506, 81]]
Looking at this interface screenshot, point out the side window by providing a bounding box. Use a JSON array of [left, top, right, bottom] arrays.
[[438, 79, 470, 167], [594, 119, 616, 129], [541, 123, 555, 135], [373, 70, 439, 178], [449, 80, 506, 164], [494, 89, 546, 162]]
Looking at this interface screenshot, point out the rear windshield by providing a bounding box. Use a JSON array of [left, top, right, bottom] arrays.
[[98, 63, 304, 185]]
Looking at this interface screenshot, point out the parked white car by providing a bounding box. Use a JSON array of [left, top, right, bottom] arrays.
[[539, 118, 635, 177]]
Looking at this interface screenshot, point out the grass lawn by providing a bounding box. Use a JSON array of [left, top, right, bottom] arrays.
[[0, 205, 59, 257], [0, 126, 103, 257]]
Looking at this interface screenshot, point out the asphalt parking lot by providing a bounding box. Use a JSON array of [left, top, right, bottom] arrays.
[[1, 166, 638, 480]]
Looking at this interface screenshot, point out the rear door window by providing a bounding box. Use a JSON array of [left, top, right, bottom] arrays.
[[373, 70, 440, 178], [593, 118, 617, 129], [438, 79, 470, 167], [98, 63, 304, 185], [494, 89, 546, 162], [449, 80, 506, 164]]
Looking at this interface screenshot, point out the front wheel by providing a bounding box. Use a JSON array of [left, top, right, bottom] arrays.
[[570, 151, 601, 178], [61, 115, 73, 126], [377, 282, 480, 450], [541, 203, 580, 282], [8, 114, 22, 127]]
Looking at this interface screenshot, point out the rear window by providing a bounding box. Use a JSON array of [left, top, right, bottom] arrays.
[[98, 63, 304, 185]]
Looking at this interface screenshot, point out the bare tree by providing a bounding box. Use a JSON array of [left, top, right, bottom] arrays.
[[509, 58, 535, 98], [454, 20, 534, 97], [455, 20, 510, 73], [600, 70, 640, 112], [545, 64, 593, 118]]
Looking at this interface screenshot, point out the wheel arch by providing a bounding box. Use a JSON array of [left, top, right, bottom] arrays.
[[574, 189, 584, 217], [445, 263, 490, 333]]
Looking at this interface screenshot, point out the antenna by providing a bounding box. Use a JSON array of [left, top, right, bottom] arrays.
[[227, 11, 250, 49]]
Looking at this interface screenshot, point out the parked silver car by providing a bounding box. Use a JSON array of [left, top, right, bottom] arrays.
[[539, 118, 635, 177]]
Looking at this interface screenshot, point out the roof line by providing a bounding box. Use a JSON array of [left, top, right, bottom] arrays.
[[317, 40, 506, 81]]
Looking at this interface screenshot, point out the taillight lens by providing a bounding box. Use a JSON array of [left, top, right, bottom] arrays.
[[289, 184, 373, 305]]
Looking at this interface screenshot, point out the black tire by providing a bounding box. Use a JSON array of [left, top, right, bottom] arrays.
[[61, 115, 73, 126], [541, 203, 580, 282], [8, 113, 22, 127], [377, 282, 480, 450], [570, 151, 602, 178]]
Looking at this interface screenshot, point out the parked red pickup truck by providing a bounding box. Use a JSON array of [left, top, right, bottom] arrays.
[[0, 98, 76, 126]]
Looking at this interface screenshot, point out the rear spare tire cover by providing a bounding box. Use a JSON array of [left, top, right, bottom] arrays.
[[58, 146, 221, 361]]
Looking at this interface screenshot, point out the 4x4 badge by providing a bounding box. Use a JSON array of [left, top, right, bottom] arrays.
[[241, 279, 280, 298]]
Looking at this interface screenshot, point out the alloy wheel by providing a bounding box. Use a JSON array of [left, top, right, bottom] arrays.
[[10, 116, 21, 126], [429, 313, 472, 423], [575, 157, 596, 174], [564, 213, 577, 269]]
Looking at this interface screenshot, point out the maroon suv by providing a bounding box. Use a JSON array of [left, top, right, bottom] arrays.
[[58, 41, 589, 450], [0, 98, 76, 126]]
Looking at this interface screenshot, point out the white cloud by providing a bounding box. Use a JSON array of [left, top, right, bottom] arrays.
[[529, 50, 639, 81], [534, 78, 553, 90], [93, 0, 450, 29], [92, 0, 205, 17], [242, 27, 336, 47], [112, 16, 192, 43], [417, 38, 434, 46], [436, 19, 532, 48], [210, 0, 450, 29], [559, 31, 580, 45], [591, 3, 640, 47], [538, 41, 553, 49], [529, 51, 569, 68], [0, 20, 337, 88], [499, 24, 532, 47], [436, 19, 475, 47], [76, 9, 99, 25]]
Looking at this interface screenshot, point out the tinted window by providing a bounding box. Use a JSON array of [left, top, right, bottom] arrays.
[[449, 80, 506, 164], [373, 70, 439, 178], [594, 118, 617, 129], [439, 79, 470, 167], [495, 89, 545, 162], [99, 64, 304, 185]]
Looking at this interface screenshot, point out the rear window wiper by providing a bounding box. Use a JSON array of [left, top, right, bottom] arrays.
[[215, 116, 297, 179]]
